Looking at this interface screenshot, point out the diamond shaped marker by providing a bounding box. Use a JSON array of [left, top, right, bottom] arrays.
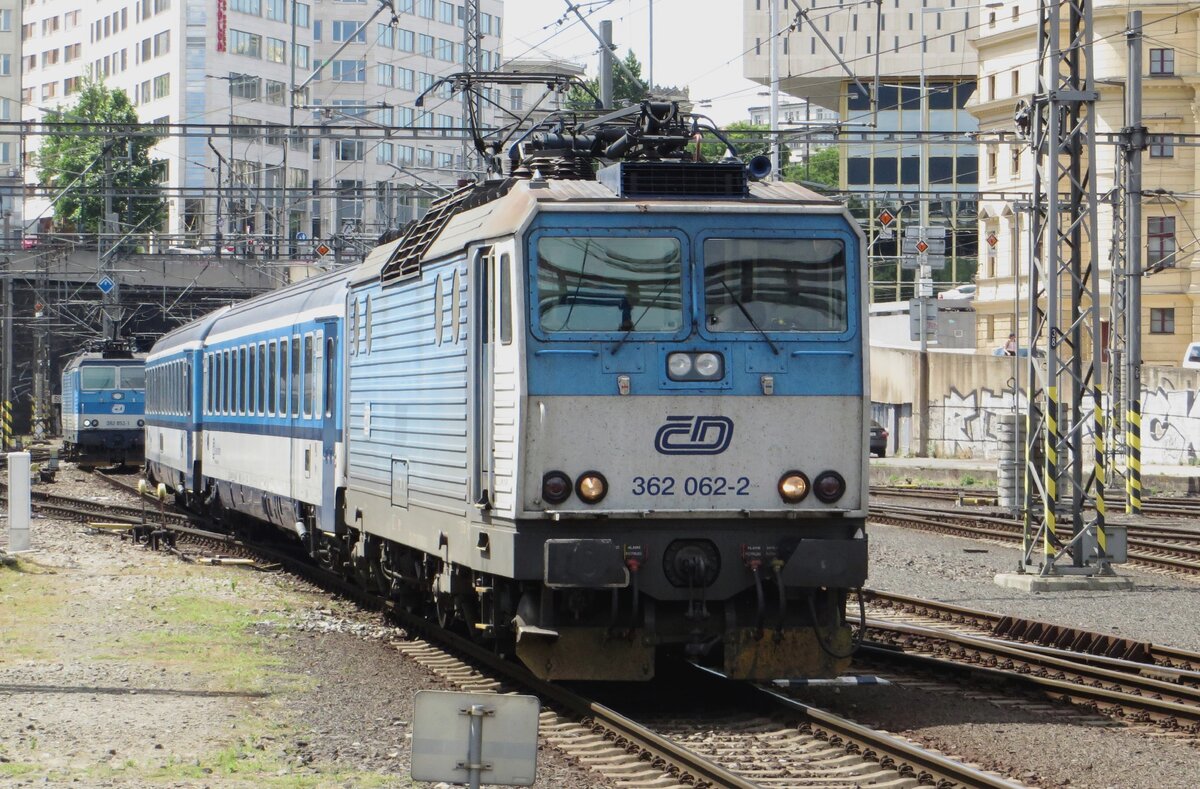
[[987, 231, 999, 248], [878, 209, 895, 227], [915, 240, 929, 254], [97, 276, 116, 295], [314, 243, 331, 257]]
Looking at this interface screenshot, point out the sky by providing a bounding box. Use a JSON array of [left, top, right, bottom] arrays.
[[501, 0, 764, 124]]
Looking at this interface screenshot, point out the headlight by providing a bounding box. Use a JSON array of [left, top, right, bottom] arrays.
[[111, 392, 124, 401], [541, 471, 572, 504], [667, 353, 693, 378], [576, 471, 608, 504], [666, 351, 725, 381], [694, 352, 722, 378], [778, 471, 809, 503], [137, 419, 145, 427], [814, 471, 846, 503]]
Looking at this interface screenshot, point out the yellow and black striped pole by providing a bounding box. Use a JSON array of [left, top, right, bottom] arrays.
[[1127, 400, 1142, 515], [1043, 386, 1058, 566], [1092, 387, 1107, 562], [1, 400, 11, 451]]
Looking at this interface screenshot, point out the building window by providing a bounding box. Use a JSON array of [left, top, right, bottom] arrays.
[[229, 30, 262, 58], [266, 0, 285, 21], [230, 0, 261, 14], [987, 147, 997, 180], [1148, 216, 1176, 268], [1149, 134, 1174, 158], [266, 37, 286, 63], [332, 20, 365, 42], [1150, 307, 1175, 334], [153, 73, 170, 99], [510, 88, 523, 111], [1150, 48, 1174, 76], [332, 60, 365, 82]]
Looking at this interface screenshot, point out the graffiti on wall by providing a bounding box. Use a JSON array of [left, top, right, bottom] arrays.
[[925, 372, 1200, 464]]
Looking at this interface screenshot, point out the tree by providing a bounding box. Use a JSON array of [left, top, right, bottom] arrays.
[[38, 78, 166, 236], [783, 146, 839, 189], [567, 49, 648, 110], [697, 121, 791, 166]]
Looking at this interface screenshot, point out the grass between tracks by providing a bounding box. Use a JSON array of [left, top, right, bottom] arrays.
[[0, 549, 401, 786]]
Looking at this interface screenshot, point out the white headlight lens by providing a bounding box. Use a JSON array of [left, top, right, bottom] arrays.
[[695, 352, 722, 378], [667, 353, 693, 378]]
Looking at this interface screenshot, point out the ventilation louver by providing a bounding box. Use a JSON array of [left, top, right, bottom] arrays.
[[596, 161, 748, 198]]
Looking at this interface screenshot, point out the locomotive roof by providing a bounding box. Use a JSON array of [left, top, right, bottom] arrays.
[[352, 178, 843, 286], [62, 351, 146, 373]]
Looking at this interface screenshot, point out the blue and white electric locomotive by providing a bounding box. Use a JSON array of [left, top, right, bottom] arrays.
[[146, 101, 869, 681], [61, 343, 146, 465]]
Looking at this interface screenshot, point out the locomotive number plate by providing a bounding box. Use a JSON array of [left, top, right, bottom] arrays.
[[630, 476, 751, 497]]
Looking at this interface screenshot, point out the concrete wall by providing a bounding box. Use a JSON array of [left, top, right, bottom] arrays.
[[872, 348, 1200, 465]]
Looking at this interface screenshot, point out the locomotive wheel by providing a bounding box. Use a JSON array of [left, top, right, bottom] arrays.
[[435, 593, 456, 630]]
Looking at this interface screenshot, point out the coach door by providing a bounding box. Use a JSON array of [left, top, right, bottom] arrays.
[[319, 319, 338, 531], [470, 247, 495, 514]]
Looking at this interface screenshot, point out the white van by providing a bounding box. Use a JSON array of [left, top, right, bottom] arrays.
[[1183, 342, 1200, 369]]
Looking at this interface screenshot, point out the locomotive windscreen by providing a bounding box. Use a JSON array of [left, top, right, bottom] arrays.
[[536, 237, 683, 333], [703, 238, 848, 332]]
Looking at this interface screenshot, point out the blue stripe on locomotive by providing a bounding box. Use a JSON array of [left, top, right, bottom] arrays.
[[525, 212, 863, 397]]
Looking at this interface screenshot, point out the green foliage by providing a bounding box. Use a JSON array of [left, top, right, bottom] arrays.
[[37, 77, 166, 235], [697, 121, 790, 166], [567, 49, 648, 110], [783, 146, 839, 188]]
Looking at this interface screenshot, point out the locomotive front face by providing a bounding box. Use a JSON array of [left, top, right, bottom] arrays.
[[507, 207, 868, 680], [520, 212, 867, 520]]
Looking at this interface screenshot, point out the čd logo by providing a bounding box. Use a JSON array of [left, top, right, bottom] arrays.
[[654, 416, 734, 455]]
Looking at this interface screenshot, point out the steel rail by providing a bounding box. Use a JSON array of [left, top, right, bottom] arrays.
[[861, 643, 1200, 732], [870, 504, 1200, 575], [859, 589, 1200, 671]]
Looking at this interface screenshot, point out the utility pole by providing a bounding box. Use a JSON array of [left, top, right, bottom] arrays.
[[915, 9, 934, 458], [768, 0, 780, 178], [462, 0, 482, 179], [1122, 11, 1146, 515], [1, 249, 11, 452], [100, 139, 120, 341], [599, 20, 614, 109], [1020, 0, 1111, 577]]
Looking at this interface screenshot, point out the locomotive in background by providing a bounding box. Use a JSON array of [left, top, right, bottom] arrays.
[[145, 99, 869, 681], [61, 341, 146, 466]]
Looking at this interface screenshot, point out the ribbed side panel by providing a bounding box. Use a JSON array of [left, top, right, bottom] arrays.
[[347, 259, 470, 518]]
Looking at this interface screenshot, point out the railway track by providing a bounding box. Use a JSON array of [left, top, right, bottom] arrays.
[[870, 502, 1200, 576], [872, 484, 1200, 520], [27, 472, 1021, 788]]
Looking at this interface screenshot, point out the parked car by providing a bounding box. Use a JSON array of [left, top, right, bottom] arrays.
[[870, 420, 889, 457], [1184, 342, 1200, 369], [938, 284, 976, 300]]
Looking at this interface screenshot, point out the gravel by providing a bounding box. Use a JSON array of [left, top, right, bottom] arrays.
[[0, 462, 608, 787], [786, 515, 1200, 789], [866, 520, 1200, 652]]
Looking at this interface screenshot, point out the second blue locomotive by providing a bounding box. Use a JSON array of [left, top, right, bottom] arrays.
[[61, 342, 146, 465]]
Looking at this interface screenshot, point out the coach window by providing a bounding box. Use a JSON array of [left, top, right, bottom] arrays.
[[291, 334, 302, 416], [500, 253, 512, 345], [224, 350, 232, 414], [451, 269, 461, 343], [324, 336, 335, 418], [349, 299, 358, 356], [203, 355, 210, 414], [278, 338, 289, 416], [240, 347, 249, 414], [703, 238, 848, 332], [213, 354, 221, 415], [184, 362, 191, 416], [302, 333, 314, 418], [267, 341, 277, 416], [535, 237, 683, 333], [312, 330, 321, 414], [247, 346, 256, 415], [257, 343, 266, 415]]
